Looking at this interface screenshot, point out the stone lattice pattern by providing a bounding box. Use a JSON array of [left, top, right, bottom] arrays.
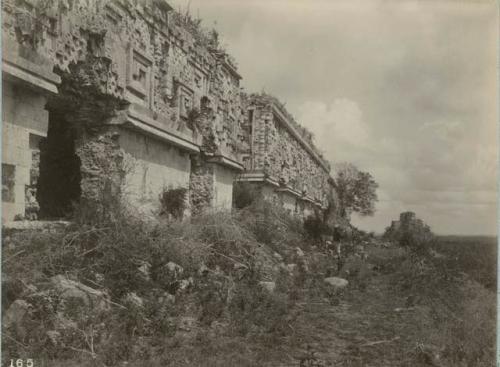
[[245, 94, 332, 206], [2, 0, 335, 217], [2, 0, 246, 159]]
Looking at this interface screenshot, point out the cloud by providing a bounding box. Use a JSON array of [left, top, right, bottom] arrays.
[[170, 0, 498, 235], [297, 99, 368, 149], [420, 120, 466, 141]]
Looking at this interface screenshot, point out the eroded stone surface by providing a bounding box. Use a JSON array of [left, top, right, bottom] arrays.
[[243, 94, 333, 210], [2, 0, 336, 220]]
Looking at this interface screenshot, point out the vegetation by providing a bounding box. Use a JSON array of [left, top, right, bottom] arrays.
[[159, 186, 188, 220], [334, 162, 378, 218], [433, 235, 497, 290], [185, 108, 202, 132], [303, 213, 331, 241], [1, 202, 495, 366], [171, 9, 220, 51], [392, 243, 495, 367], [1, 199, 318, 366], [232, 182, 260, 209]]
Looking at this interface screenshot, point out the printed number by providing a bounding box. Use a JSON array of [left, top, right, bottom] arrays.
[[9, 359, 33, 367]]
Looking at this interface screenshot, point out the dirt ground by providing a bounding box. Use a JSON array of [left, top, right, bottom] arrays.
[[214, 244, 494, 367]]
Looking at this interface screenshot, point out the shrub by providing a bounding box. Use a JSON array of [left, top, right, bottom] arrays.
[[232, 182, 260, 209], [2, 197, 320, 365], [186, 108, 202, 131], [159, 186, 188, 219], [229, 276, 291, 336], [399, 229, 434, 255], [236, 199, 306, 255], [303, 213, 330, 241]]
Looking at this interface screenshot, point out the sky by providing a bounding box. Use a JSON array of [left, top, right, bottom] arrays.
[[171, 0, 498, 236]]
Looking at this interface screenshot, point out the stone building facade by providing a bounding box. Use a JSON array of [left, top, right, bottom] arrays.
[[1, 0, 334, 222], [2, 0, 247, 221], [237, 94, 334, 216]]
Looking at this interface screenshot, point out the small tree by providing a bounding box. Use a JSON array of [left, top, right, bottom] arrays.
[[334, 162, 378, 219]]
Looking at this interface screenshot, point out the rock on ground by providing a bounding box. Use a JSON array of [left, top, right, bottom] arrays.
[[138, 261, 152, 281], [166, 261, 184, 278], [324, 277, 349, 290], [259, 281, 277, 293], [3, 299, 32, 330], [50, 275, 110, 313], [123, 292, 144, 308]]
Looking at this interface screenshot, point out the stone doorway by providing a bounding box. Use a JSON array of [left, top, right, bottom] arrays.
[[36, 109, 82, 219]]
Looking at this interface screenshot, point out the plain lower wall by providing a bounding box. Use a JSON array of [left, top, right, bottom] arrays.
[[213, 164, 237, 209], [243, 181, 319, 218], [2, 81, 48, 222], [260, 184, 279, 206], [119, 128, 191, 215]]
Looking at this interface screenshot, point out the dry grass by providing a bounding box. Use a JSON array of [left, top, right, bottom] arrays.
[[1, 203, 312, 366], [2, 206, 495, 366]]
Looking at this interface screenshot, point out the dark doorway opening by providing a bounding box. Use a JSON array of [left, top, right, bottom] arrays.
[[37, 110, 81, 219]]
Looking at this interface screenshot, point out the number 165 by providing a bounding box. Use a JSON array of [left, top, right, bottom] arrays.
[[9, 359, 34, 367]]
